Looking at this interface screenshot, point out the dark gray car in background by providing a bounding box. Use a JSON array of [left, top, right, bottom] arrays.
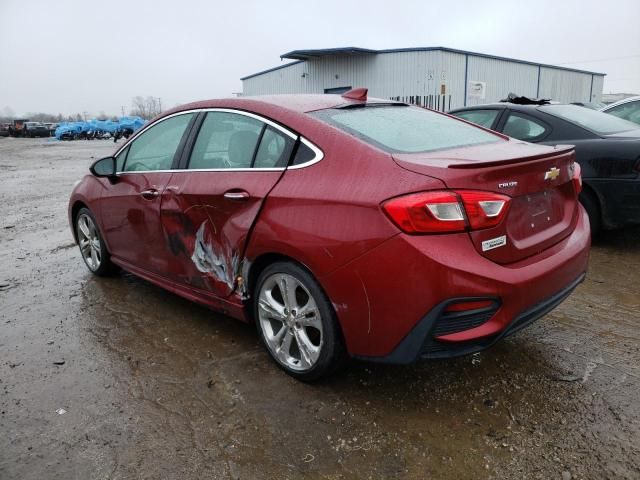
[[449, 102, 640, 233], [23, 122, 51, 138]]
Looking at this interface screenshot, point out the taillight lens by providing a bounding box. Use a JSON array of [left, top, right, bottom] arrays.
[[457, 190, 510, 230], [382, 190, 510, 234], [571, 162, 582, 195], [382, 191, 466, 233]]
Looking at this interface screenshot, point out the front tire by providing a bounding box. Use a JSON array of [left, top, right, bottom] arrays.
[[254, 261, 346, 381], [75, 208, 114, 276]]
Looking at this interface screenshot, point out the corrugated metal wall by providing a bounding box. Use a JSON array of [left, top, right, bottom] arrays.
[[591, 75, 604, 102], [242, 50, 604, 109], [465, 56, 538, 106], [242, 52, 438, 99], [538, 67, 592, 103]]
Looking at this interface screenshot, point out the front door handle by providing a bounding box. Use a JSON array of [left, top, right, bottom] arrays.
[[140, 189, 160, 199], [223, 190, 250, 201]]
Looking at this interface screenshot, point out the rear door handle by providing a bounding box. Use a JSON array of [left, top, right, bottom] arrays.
[[223, 190, 250, 201], [140, 189, 160, 199]]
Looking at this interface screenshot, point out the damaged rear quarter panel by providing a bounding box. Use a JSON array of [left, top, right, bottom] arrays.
[[243, 123, 447, 354]]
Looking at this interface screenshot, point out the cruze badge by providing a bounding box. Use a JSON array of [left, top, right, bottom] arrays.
[[498, 181, 518, 189], [544, 167, 560, 181]]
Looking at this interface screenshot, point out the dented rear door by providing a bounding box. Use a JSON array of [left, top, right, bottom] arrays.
[[159, 110, 295, 298]]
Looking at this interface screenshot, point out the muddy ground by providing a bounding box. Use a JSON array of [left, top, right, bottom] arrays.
[[0, 137, 639, 479]]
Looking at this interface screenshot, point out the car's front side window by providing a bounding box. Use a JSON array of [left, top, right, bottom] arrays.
[[452, 109, 500, 129], [188, 112, 264, 169], [123, 113, 194, 172], [115, 146, 129, 172], [502, 113, 548, 141]]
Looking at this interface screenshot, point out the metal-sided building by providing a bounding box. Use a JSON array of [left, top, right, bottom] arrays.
[[240, 47, 605, 111]]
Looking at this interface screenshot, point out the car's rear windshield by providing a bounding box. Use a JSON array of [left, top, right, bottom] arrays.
[[311, 105, 502, 153], [539, 104, 638, 135]]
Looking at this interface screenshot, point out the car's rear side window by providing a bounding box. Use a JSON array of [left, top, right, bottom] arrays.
[[452, 109, 500, 129], [253, 126, 295, 168], [502, 112, 549, 141], [291, 142, 316, 166], [311, 106, 502, 153]]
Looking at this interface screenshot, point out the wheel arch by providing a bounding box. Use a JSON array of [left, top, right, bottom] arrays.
[[579, 181, 604, 230], [246, 252, 347, 345], [70, 200, 89, 243], [247, 252, 318, 309]]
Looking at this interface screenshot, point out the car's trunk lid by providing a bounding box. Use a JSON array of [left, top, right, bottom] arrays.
[[393, 141, 579, 264]]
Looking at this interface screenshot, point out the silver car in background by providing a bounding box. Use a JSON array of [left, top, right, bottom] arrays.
[[600, 96, 640, 125]]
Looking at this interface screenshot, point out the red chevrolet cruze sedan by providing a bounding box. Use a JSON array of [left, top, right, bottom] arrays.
[[69, 89, 590, 380]]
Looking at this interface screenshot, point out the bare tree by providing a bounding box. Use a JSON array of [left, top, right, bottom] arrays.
[[130, 96, 162, 119], [0, 106, 15, 122], [25, 112, 61, 123]]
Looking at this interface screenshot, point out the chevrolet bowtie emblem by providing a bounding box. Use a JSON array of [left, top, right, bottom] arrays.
[[544, 167, 560, 181]]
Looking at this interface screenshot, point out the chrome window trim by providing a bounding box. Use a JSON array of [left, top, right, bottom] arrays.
[[119, 167, 284, 175], [113, 109, 200, 158], [115, 107, 324, 173]]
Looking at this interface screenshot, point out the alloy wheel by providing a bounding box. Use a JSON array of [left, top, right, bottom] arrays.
[[77, 213, 102, 271], [257, 273, 324, 371]]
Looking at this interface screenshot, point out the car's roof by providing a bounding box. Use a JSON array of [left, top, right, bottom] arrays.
[[601, 96, 640, 111], [450, 103, 583, 113], [163, 94, 400, 117]]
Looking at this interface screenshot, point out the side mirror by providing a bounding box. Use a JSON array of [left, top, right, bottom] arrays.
[[90, 156, 117, 179]]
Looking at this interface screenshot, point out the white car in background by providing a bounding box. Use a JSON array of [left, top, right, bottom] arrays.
[[600, 96, 640, 125]]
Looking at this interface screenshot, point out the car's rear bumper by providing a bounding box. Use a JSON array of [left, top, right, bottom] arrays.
[[322, 205, 590, 360], [356, 273, 584, 363]]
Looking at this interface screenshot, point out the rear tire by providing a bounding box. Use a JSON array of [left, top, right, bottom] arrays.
[[579, 189, 602, 236], [254, 261, 347, 381], [75, 207, 115, 276]]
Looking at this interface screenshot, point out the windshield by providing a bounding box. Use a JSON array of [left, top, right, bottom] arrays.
[[311, 106, 502, 153], [540, 104, 638, 135]]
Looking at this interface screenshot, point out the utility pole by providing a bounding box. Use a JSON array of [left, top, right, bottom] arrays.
[[121, 106, 125, 117], [157, 97, 162, 114]]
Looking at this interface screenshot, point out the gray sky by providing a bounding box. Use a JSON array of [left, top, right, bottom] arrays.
[[1, 0, 639, 116]]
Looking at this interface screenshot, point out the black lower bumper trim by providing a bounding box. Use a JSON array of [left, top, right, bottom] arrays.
[[355, 273, 586, 365]]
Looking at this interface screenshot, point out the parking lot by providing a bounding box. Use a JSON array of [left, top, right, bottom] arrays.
[[1, 137, 639, 479]]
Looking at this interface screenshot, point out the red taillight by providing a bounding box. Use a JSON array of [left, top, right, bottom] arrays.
[[571, 162, 582, 195], [382, 191, 466, 233], [456, 190, 510, 230], [382, 190, 510, 234]]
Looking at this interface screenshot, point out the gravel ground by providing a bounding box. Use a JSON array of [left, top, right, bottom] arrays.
[[1, 137, 639, 479]]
